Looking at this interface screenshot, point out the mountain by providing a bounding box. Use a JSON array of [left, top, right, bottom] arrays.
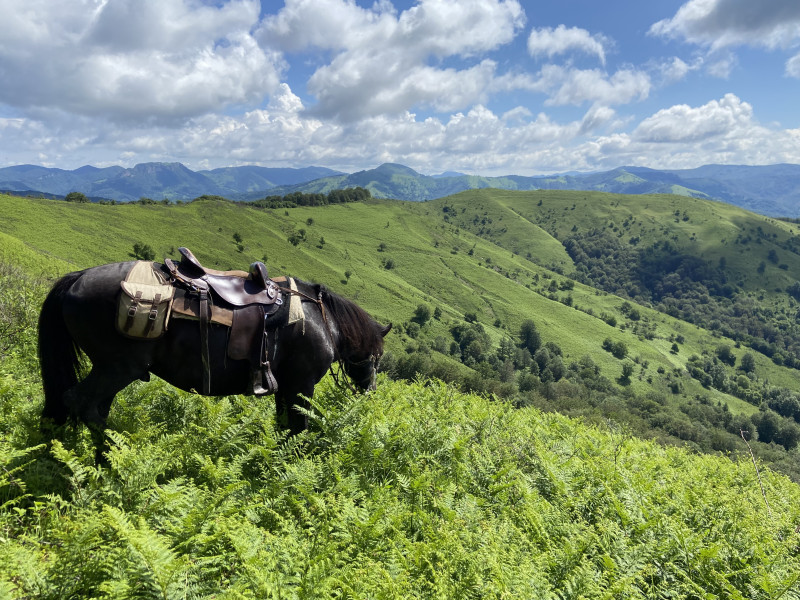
[[0, 162, 341, 203], [270, 163, 800, 217], [661, 164, 800, 216], [2, 161, 800, 216], [199, 165, 341, 194]]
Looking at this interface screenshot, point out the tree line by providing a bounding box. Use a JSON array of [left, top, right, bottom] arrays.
[[250, 187, 371, 209]]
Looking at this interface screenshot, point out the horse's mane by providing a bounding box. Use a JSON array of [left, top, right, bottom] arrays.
[[319, 287, 382, 357]]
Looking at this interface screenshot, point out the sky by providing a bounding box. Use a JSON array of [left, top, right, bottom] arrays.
[[1, 0, 799, 176]]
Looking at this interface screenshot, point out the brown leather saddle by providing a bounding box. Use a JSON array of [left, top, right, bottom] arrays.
[[164, 247, 284, 396]]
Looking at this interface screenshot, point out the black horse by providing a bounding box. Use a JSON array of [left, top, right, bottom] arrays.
[[38, 260, 390, 457]]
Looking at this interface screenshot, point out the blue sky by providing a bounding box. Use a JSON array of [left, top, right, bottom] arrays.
[[1, 0, 798, 175]]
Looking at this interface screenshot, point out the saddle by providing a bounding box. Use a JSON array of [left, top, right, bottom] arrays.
[[164, 247, 279, 306], [164, 247, 284, 396]]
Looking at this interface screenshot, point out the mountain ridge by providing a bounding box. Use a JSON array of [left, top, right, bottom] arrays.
[[2, 161, 799, 216]]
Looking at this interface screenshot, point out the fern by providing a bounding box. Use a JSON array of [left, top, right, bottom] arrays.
[[102, 505, 194, 599]]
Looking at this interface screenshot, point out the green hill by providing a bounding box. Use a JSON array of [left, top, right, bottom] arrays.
[[4, 189, 800, 476], [3, 189, 800, 596]]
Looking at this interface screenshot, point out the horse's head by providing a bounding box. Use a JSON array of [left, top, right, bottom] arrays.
[[343, 323, 391, 391]]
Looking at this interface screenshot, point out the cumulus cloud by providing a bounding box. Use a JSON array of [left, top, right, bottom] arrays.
[[4, 88, 800, 175], [787, 52, 800, 77], [533, 65, 651, 106], [655, 56, 700, 83], [2, 0, 799, 176], [633, 93, 754, 142], [579, 105, 617, 134], [258, 0, 525, 120], [0, 0, 281, 123], [650, 0, 800, 50], [527, 25, 609, 64]]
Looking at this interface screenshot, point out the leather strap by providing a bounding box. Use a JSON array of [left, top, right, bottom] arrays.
[[144, 293, 161, 336], [124, 290, 143, 332], [199, 289, 211, 394]]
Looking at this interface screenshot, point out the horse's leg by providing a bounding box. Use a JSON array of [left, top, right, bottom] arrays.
[[275, 381, 315, 436], [63, 363, 140, 463]]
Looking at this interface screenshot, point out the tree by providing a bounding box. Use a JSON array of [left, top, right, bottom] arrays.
[[518, 319, 541, 354], [131, 242, 155, 261], [740, 352, 756, 374], [620, 361, 635, 384], [413, 304, 431, 325], [754, 410, 781, 444], [65, 191, 89, 203], [715, 344, 736, 367]]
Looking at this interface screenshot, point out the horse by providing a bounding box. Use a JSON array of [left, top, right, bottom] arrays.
[[37, 260, 390, 459]]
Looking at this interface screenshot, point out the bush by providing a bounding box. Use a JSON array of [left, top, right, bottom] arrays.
[[413, 304, 431, 325], [131, 242, 155, 261], [65, 191, 89, 202]]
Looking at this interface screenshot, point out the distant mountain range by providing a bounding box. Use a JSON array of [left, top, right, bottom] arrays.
[[2, 161, 800, 216], [0, 163, 342, 204]]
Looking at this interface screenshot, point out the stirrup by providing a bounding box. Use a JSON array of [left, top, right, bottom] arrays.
[[253, 361, 278, 395]]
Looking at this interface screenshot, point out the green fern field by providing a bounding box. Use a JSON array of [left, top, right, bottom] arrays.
[[3, 191, 800, 597], [3, 373, 800, 598]]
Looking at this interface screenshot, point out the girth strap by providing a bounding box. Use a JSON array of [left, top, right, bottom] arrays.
[[198, 289, 211, 394]]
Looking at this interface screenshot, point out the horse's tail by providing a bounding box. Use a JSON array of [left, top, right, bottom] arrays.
[[38, 271, 85, 424]]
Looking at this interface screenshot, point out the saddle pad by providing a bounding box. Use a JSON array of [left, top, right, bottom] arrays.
[[170, 293, 234, 327], [117, 261, 175, 339], [287, 278, 305, 326]]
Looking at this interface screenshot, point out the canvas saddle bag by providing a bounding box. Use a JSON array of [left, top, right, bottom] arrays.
[[117, 261, 175, 339]]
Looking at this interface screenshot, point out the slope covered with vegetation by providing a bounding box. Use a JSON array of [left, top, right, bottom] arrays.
[[3, 189, 800, 595], [4, 190, 800, 478], [1, 266, 800, 597]]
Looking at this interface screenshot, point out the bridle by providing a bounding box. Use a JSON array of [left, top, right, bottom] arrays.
[[278, 284, 379, 394]]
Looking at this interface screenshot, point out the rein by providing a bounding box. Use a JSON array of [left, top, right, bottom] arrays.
[[277, 285, 361, 394]]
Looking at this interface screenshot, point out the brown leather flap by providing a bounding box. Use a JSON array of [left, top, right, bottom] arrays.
[[170, 294, 233, 327], [228, 305, 264, 361]]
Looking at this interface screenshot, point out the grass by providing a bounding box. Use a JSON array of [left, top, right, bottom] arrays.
[[2, 191, 798, 407], [3, 189, 800, 595], [4, 190, 800, 467]]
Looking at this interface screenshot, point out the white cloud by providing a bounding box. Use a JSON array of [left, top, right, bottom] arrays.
[[656, 56, 699, 83], [259, 0, 525, 121], [705, 51, 738, 78], [527, 25, 609, 65], [4, 89, 800, 176], [650, 0, 800, 50], [634, 93, 754, 142], [787, 52, 800, 77], [579, 105, 617, 134], [2, 1, 799, 177], [0, 0, 281, 123], [258, 0, 392, 51], [534, 65, 651, 106]]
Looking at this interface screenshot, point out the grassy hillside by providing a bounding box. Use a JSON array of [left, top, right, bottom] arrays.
[[2, 356, 800, 597], [3, 191, 800, 476], [3, 190, 800, 596]]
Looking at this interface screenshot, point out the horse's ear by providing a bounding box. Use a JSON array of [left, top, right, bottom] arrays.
[[380, 323, 392, 337]]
